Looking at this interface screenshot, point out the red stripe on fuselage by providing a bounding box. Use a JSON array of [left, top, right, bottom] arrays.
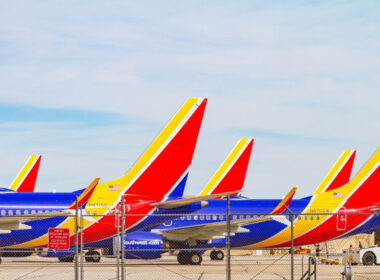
[[272, 165, 380, 247]]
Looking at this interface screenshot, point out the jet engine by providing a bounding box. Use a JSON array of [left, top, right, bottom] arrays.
[[102, 231, 165, 259]]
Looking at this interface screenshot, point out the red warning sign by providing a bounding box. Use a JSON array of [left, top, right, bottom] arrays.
[[48, 228, 70, 250]]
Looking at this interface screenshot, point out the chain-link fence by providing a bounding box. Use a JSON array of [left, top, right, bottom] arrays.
[[0, 198, 380, 280]]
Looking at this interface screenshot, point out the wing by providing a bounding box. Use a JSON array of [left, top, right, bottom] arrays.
[[153, 215, 285, 242]]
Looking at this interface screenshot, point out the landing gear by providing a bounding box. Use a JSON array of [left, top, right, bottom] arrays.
[[58, 256, 74, 262], [177, 251, 202, 265], [85, 250, 101, 263], [210, 250, 224, 261]]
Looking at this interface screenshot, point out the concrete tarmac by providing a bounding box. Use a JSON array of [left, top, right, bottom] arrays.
[[0, 255, 379, 280]]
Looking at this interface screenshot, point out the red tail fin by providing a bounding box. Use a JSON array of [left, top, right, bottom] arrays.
[[199, 138, 254, 197], [9, 155, 41, 192], [86, 98, 207, 213], [313, 150, 356, 195]]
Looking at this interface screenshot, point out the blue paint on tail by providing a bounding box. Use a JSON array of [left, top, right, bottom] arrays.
[[167, 173, 188, 198]]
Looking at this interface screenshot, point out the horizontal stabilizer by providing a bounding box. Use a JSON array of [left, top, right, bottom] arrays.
[[151, 191, 240, 209]]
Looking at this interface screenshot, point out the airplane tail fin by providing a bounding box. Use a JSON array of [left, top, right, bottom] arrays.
[[198, 138, 254, 197], [317, 148, 380, 210], [313, 150, 356, 195], [9, 155, 42, 192], [86, 98, 207, 213], [68, 178, 100, 209], [336, 148, 380, 209], [271, 187, 297, 214]]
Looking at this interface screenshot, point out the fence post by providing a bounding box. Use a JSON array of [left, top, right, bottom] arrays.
[[116, 207, 120, 280], [121, 195, 126, 280], [75, 197, 79, 280], [226, 195, 231, 280], [291, 213, 294, 280], [80, 207, 84, 280]]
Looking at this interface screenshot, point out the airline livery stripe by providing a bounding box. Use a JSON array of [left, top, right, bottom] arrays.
[[313, 150, 354, 195], [9, 155, 40, 191], [199, 138, 251, 196], [244, 149, 380, 248]]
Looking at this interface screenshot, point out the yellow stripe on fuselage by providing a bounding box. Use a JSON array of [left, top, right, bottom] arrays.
[[243, 149, 380, 249], [9, 155, 39, 191], [85, 98, 199, 217], [313, 150, 353, 195], [198, 138, 250, 196]]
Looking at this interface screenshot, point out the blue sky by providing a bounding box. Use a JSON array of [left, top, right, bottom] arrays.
[[0, 1, 379, 197]]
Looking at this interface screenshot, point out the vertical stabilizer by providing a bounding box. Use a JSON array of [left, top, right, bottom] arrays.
[[86, 98, 207, 215], [9, 155, 41, 192], [198, 138, 254, 197], [313, 150, 356, 195]]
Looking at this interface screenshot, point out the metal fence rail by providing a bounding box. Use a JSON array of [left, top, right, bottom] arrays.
[[0, 197, 379, 280]]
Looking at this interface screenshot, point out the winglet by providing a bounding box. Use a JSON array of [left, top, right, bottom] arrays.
[[9, 155, 42, 192], [313, 150, 356, 195], [68, 178, 100, 209], [271, 187, 297, 214], [198, 138, 254, 197]]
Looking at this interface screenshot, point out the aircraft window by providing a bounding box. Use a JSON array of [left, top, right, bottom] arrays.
[[93, 211, 97, 216], [31, 210, 36, 214], [1, 210, 5, 216], [304, 216, 307, 221], [23, 210, 28, 215], [310, 216, 314, 221], [45, 210, 49, 213], [298, 216, 301, 220], [8, 210, 13, 216], [219, 215, 224, 220], [233, 215, 237, 220], [200, 215, 204, 220], [187, 216, 191, 220], [38, 210, 43, 214], [316, 216, 320, 220], [240, 215, 244, 220], [180, 216, 185, 220], [213, 215, 217, 221], [206, 216, 211, 220]]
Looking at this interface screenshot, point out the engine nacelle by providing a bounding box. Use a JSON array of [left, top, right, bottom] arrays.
[[102, 231, 164, 259]]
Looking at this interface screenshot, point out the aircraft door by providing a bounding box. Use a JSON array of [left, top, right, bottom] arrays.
[[337, 207, 347, 231]]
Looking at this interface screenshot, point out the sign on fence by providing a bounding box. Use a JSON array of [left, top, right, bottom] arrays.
[[48, 228, 70, 250]]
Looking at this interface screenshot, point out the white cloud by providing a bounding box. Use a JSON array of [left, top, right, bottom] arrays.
[[0, 1, 379, 197]]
